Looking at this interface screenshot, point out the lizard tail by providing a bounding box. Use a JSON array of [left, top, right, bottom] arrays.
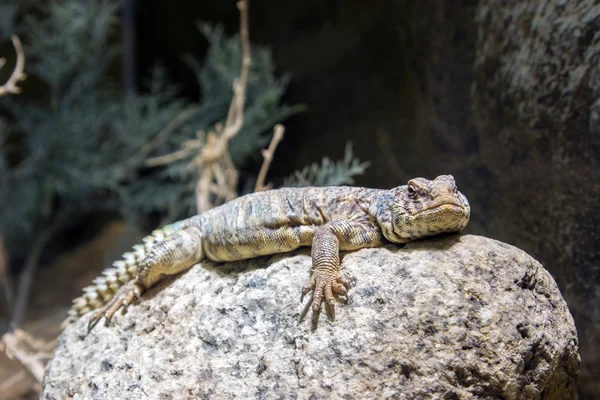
[[61, 228, 171, 328]]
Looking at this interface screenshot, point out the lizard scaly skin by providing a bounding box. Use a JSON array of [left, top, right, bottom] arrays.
[[63, 175, 470, 331]]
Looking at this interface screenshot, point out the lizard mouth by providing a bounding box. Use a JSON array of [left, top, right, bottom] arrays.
[[418, 202, 467, 214], [444, 202, 466, 210]]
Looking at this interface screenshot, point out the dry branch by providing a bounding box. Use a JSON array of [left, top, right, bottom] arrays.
[[0, 369, 38, 396], [0, 329, 55, 384], [146, 0, 251, 214], [141, 105, 201, 161], [145, 130, 204, 167], [0, 35, 27, 97], [255, 124, 285, 192], [191, 0, 250, 212]]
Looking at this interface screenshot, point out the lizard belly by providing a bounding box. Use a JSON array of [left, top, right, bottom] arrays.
[[202, 224, 315, 262]]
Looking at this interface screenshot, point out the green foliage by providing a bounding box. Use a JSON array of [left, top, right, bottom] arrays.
[[23, 0, 120, 91], [0, 0, 302, 259], [1, 0, 123, 256], [187, 24, 304, 165], [122, 23, 304, 218], [0, 0, 369, 263], [113, 65, 192, 218], [0, 3, 16, 38], [284, 143, 369, 187]]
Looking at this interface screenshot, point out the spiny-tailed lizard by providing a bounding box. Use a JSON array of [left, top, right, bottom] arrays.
[[64, 175, 470, 331]]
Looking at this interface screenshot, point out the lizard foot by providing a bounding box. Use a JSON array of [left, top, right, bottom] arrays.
[[301, 272, 348, 319], [87, 281, 145, 333]]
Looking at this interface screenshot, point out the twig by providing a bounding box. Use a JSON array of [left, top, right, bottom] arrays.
[[145, 134, 203, 167], [0, 35, 27, 97], [145, 147, 193, 167], [1, 328, 55, 384], [221, 0, 250, 140], [192, 0, 250, 212], [0, 369, 33, 394], [143, 0, 251, 213], [140, 105, 201, 161], [196, 166, 213, 213], [255, 124, 285, 192]]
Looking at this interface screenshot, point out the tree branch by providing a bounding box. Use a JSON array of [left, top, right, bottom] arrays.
[[0, 35, 27, 97], [221, 0, 250, 139], [142, 0, 252, 213], [140, 105, 201, 162], [1, 328, 54, 384], [255, 124, 285, 192], [191, 0, 251, 213]]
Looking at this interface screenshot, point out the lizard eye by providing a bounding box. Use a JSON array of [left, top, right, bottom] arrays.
[[407, 185, 416, 197]]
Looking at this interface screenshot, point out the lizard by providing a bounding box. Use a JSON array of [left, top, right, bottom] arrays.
[[63, 175, 470, 331]]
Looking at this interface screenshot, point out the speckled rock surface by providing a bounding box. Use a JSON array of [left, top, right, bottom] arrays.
[[43, 235, 579, 399]]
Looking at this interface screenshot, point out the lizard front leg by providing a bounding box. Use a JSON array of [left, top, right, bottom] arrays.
[[87, 225, 205, 331], [301, 220, 383, 319]]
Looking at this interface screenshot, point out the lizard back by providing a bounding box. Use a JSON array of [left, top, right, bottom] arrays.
[[198, 186, 383, 261]]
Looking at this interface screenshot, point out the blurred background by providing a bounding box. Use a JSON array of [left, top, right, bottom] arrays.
[[0, 0, 598, 398]]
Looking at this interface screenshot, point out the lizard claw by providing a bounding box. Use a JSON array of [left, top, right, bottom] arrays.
[[300, 276, 316, 303], [87, 282, 144, 333], [301, 273, 348, 320]]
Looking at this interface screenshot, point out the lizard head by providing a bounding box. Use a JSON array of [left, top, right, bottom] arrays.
[[380, 175, 470, 243]]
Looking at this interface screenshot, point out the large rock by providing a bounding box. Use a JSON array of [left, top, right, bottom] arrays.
[[43, 235, 579, 399], [472, 3, 600, 394]]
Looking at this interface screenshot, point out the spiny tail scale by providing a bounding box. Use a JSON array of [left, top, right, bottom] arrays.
[[61, 224, 180, 328]]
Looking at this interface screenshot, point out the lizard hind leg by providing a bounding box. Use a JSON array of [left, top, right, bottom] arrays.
[[87, 281, 144, 332], [85, 225, 205, 332]]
